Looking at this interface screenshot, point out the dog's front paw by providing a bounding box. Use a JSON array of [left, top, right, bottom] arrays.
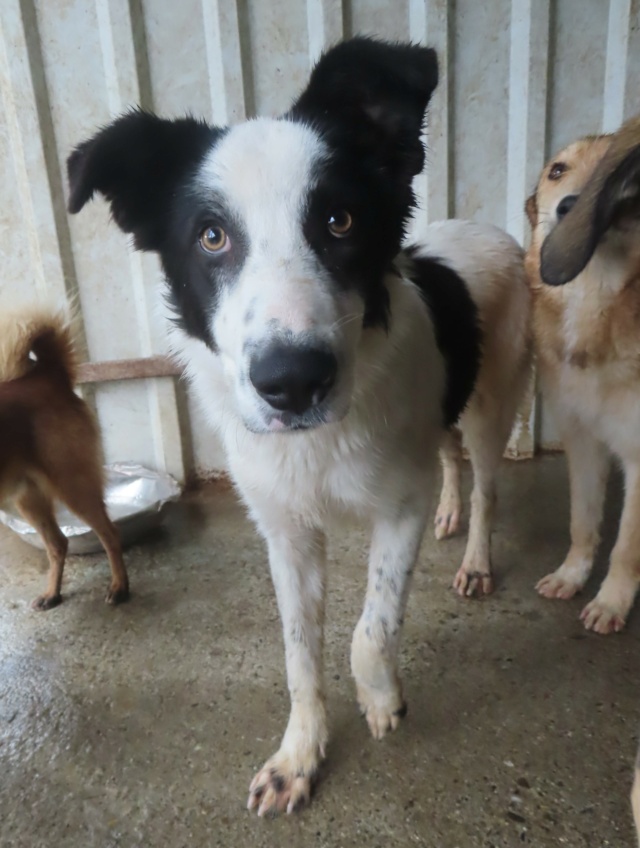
[[356, 681, 407, 740], [579, 574, 637, 634], [453, 562, 493, 597], [247, 750, 316, 816], [580, 598, 626, 634], [32, 593, 62, 611], [536, 570, 584, 600]]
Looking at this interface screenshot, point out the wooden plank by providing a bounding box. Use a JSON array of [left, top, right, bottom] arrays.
[[505, 0, 550, 247], [602, 0, 631, 132], [408, 0, 450, 236], [94, 0, 187, 481], [0, 0, 74, 303], [201, 0, 247, 124], [306, 0, 344, 66], [77, 356, 181, 385]]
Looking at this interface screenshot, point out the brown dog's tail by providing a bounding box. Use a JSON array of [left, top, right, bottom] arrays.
[[0, 303, 78, 385]]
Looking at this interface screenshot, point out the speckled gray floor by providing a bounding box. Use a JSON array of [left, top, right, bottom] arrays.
[[0, 454, 638, 847]]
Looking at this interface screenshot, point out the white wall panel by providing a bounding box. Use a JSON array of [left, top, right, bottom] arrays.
[[1, 0, 636, 477]]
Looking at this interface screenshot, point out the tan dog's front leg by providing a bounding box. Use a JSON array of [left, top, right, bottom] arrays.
[[632, 744, 640, 846], [247, 523, 327, 816], [581, 461, 640, 633], [537, 425, 608, 601]]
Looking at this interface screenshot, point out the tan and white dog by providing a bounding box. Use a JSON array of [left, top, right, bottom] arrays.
[[525, 118, 640, 843], [525, 117, 640, 636]]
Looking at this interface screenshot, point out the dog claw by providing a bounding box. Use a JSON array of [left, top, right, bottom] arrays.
[[105, 585, 130, 606], [580, 600, 626, 634], [248, 757, 314, 816], [434, 505, 461, 540], [453, 566, 493, 598], [32, 593, 62, 611]]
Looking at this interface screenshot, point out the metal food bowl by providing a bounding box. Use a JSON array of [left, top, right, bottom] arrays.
[[0, 463, 181, 554]]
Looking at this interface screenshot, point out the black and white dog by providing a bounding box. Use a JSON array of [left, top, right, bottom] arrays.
[[67, 38, 530, 815]]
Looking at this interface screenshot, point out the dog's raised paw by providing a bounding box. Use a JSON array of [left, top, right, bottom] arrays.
[[32, 593, 62, 611], [247, 755, 312, 816]]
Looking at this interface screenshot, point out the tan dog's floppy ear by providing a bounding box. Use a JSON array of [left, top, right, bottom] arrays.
[[525, 193, 538, 228], [541, 115, 640, 285]]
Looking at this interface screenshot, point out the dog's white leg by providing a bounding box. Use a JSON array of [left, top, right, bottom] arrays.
[[351, 494, 429, 740], [581, 460, 640, 634], [434, 427, 463, 540], [247, 522, 328, 815], [536, 425, 608, 601]]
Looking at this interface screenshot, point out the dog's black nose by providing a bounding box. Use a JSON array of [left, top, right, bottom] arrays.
[[556, 194, 578, 220], [250, 345, 338, 415]]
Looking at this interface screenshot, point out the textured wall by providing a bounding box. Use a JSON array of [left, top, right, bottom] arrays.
[[0, 0, 638, 477]]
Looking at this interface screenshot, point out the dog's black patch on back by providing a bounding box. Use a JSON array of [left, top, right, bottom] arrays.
[[407, 251, 482, 427]]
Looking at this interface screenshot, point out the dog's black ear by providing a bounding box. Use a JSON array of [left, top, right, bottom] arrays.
[[541, 117, 640, 285], [67, 109, 218, 251], [525, 193, 538, 228], [290, 37, 438, 184]]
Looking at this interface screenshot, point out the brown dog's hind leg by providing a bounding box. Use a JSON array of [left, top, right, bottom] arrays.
[[434, 427, 463, 541], [16, 482, 68, 610], [55, 470, 129, 606]]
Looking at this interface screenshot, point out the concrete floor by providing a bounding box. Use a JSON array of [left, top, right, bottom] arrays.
[[0, 454, 638, 848]]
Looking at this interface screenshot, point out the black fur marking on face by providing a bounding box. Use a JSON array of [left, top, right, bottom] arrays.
[[406, 250, 483, 427], [302, 151, 405, 329], [161, 191, 250, 349], [67, 109, 223, 251]]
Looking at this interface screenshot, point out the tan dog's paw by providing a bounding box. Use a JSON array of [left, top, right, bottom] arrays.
[[434, 498, 461, 540], [247, 751, 315, 816], [579, 575, 637, 634], [580, 598, 626, 634], [32, 593, 62, 611], [536, 571, 583, 600], [453, 563, 493, 598], [356, 681, 407, 740]]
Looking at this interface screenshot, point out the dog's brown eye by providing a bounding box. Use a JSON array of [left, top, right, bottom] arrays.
[[200, 226, 228, 253], [328, 210, 353, 238], [548, 162, 567, 181]]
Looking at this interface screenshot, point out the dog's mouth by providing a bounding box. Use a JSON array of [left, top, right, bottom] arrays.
[[242, 397, 351, 435]]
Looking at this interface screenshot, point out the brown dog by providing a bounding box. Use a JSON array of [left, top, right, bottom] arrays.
[[0, 303, 129, 609], [524, 116, 640, 843], [525, 118, 640, 635]]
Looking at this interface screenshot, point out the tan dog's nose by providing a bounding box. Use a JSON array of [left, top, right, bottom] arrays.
[[556, 194, 578, 221]]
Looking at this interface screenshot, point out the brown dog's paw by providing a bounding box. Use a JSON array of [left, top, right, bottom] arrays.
[[32, 593, 62, 611], [105, 585, 130, 606]]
